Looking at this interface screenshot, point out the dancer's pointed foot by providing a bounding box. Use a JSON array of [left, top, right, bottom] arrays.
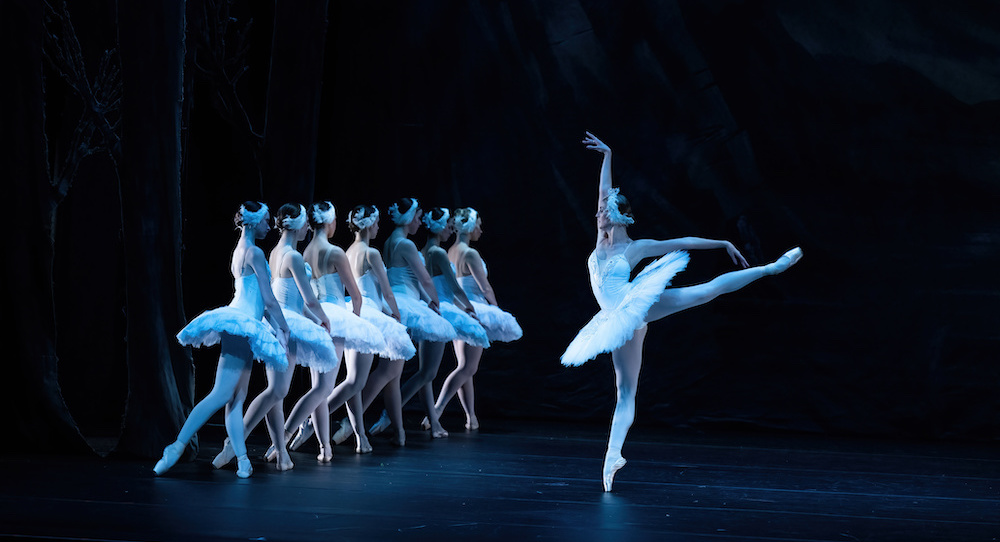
[[289, 419, 314, 451], [767, 247, 803, 275], [465, 416, 480, 431], [355, 436, 373, 454], [236, 455, 253, 478], [317, 442, 334, 463], [420, 416, 431, 431], [264, 444, 277, 463], [332, 418, 353, 445], [153, 441, 185, 476], [368, 410, 391, 436], [431, 427, 449, 439], [211, 438, 235, 470], [602, 453, 627, 492], [275, 453, 294, 471]]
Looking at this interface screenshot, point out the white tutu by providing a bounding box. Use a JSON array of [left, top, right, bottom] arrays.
[[561, 250, 689, 367], [392, 294, 457, 343], [438, 302, 490, 347], [319, 301, 386, 355], [282, 309, 339, 372], [356, 301, 417, 360], [177, 306, 288, 371], [469, 302, 522, 343]]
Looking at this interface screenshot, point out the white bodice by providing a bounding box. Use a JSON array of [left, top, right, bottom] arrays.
[[588, 250, 632, 310], [357, 270, 383, 304], [313, 272, 345, 304], [228, 274, 266, 319], [387, 266, 420, 298]]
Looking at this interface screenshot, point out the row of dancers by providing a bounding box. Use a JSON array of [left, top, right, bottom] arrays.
[[154, 199, 521, 478], [154, 132, 801, 491]]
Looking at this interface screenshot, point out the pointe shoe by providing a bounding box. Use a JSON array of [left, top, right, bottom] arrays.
[[236, 455, 253, 478], [355, 440, 373, 454], [431, 427, 449, 439], [602, 454, 627, 492], [368, 410, 391, 436], [212, 438, 235, 470], [317, 442, 334, 463], [153, 442, 185, 476], [332, 418, 353, 445], [465, 416, 480, 431], [390, 430, 405, 448], [420, 416, 431, 431], [289, 419, 314, 451], [264, 444, 277, 463], [769, 247, 803, 275]]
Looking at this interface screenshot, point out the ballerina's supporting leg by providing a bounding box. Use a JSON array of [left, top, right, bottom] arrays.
[[360, 359, 406, 446], [604, 325, 646, 492], [279, 341, 343, 462], [216, 362, 294, 470], [400, 341, 448, 437], [261, 368, 296, 471], [456, 378, 478, 430], [155, 337, 251, 476], [434, 340, 483, 429], [320, 350, 376, 449]]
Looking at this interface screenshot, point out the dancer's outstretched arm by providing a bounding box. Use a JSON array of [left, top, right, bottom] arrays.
[[464, 249, 498, 306], [628, 237, 749, 269], [368, 248, 402, 321], [248, 246, 290, 349], [583, 131, 613, 202]]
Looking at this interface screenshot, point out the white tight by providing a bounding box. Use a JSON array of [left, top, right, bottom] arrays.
[[283, 341, 344, 442], [174, 336, 253, 458], [434, 340, 483, 425], [607, 263, 775, 459], [399, 341, 447, 426]]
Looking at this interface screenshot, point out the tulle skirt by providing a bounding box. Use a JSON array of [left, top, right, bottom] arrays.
[[469, 302, 522, 344], [561, 251, 690, 367], [177, 306, 288, 371], [283, 309, 339, 373], [356, 300, 417, 360], [393, 294, 456, 343], [438, 302, 490, 348], [320, 301, 386, 355]]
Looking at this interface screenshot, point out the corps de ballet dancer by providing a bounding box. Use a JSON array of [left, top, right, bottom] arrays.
[[393, 207, 490, 439], [561, 132, 803, 492], [361, 198, 456, 447], [262, 201, 386, 462], [213, 203, 339, 472], [428, 207, 523, 432], [290, 205, 416, 454], [154, 202, 290, 478]]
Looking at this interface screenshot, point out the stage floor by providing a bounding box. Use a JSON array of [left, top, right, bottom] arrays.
[[1, 417, 998, 541]]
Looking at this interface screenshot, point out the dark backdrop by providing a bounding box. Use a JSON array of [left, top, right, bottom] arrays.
[[13, 0, 1000, 453]]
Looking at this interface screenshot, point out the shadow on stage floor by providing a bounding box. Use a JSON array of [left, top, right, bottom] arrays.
[[1, 417, 998, 541]]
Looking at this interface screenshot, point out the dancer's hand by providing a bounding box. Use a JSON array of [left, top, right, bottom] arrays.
[[726, 242, 750, 268], [583, 131, 611, 155]]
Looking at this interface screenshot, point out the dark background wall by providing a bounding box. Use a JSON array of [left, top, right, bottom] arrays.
[[33, 0, 1000, 448]]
